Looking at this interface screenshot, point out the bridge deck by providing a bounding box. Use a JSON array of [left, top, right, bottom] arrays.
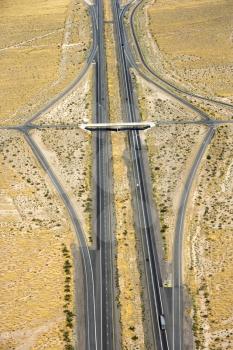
[[80, 122, 155, 131]]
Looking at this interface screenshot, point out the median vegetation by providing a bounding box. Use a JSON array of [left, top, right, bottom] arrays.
[[61, 243, 75, 350]]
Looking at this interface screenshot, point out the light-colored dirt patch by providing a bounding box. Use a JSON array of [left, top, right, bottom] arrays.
[[32, 128, 93, 245], [31, 321, 65, 350], [112, 133, 145, 349], [0, 192, 21, 221], [104, 0, 113, 22], [146, 0, 233, 101], [36, 67, 93, 126], [105, 24, 122, 122], [0, 0, 92, 124], [133, 70, 201, 121], [145, 124, 207, 261], [103, 0, 122, 123], [0, 318, 63, 350], [119, 0, 130, 7], [0, 131, 75, 349], [184, 125, 233, 349], [129, 0, 233, 120]]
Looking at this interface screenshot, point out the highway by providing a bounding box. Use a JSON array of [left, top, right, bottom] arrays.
[[28, 0, 116, 348], [112, 0, 170, 349], [23, 131, 98, 350], [93, 0, 116, 349], [120, 3, 220, 350], [172, 127, 215, 350], [0, 0, 224, 349], [22, 2, 116, 349], [18, 5, 101, 349]]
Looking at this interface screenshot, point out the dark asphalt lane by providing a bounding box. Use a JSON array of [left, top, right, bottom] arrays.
[[112, 0, 170, 349], [93, 0, 116, 349]]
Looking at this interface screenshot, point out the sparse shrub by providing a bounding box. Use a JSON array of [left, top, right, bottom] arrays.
[[132, 335, 138, 341]]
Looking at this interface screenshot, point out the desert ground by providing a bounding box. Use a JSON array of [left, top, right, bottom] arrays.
[[0, 131, 76, 349], [0, 58, 93, 347], [130, 0, 233, 122], [35, 67, 93, 126], [32, 128, 93, 244], [112, 133, 145, 349], [0, 0, 91, 125], [184, 125, 233, 349], [144, 0, 233, 101], [145, 124, 207, 262], [133, 70, 201, 122], [0, 1, 93, 347]]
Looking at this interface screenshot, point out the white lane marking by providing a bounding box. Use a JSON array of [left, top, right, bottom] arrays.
[[98, 132, 103, 350]]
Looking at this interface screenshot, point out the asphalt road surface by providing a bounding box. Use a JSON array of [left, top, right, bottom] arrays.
[[93, 1, 116, 349], [112, 0, 170, 349]]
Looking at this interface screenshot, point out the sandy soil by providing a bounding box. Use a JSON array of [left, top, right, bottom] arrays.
[[32, 128, 93, 245], [130, 0, 233, 121], [104, 0, 113, 21], [133, 70, 201, 122], [184, 125, 233, 349], [105, 24, 122, 123], [145, 124, 207, 262], [35, 67, 93, 126], [0, 0, 92, 125], [147, 0, 233, 99], [112, 133, 145, 349], [132, 0, 233, 101], [0, 131, 76, 349]]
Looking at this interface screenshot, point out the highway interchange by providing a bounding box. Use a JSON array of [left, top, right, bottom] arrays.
[[1, 0, 233, 349]]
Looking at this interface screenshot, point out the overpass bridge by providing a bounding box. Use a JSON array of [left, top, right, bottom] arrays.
[[80, 121, 155, 131], [2, 121, 156, 132]]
